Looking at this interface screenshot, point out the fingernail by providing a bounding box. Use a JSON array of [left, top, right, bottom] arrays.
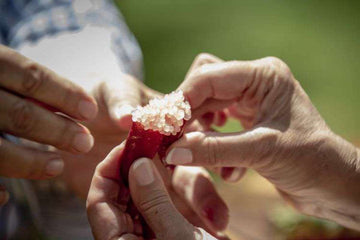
[[0, 191, 10, 205], [114, 104, 134, 119], [221, 167, 244, 182], [73, 133, 94, 152], [227, 168, 245, 182], [78, 100, 97, 119], [166, 148, 193, 165], [133, 158, 154, 186], [45, 159, 64, 176]]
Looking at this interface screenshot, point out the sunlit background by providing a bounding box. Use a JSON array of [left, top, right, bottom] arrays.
[[116, 1, 360, 239]]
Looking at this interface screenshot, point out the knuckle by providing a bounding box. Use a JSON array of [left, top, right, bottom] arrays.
[[86, 195, 97, 213], [262, 56, 292, 83], [9, 100, 36, 134], [249, 129, 280, 169], [204, 135, 221, 166], [195, 53, 214, 64], [23, 61, 48, 95], [138, 190, 169, 215]]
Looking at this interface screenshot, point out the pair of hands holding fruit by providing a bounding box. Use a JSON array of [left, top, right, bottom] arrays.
[[1, 44, 359, 239], [87, 53, 360, 239]]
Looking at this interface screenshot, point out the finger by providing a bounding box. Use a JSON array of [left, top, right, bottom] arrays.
[[129, 158, 195, 240], [87, 143, 135, 240], [218, 167, 247, 183], [191, 99, 234, 121], [185, 53, 223, 79], [119, 233, 141, 240], [0, 45, 97, 120], [101, 74, 151, 130], [0, 90, 94, 153], [172, 166, 229, 231], [165, 128, 280, 168], [184, 119, 208, 133], [0, 185, 10, 206], [213, 111, 227, 127], [0, 138, 64, 179], [179, 57, 289, 110], [88, 143, 126, 203]]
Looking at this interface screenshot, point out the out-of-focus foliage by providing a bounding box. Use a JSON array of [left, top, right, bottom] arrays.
[[116, 0, 360, 139], [270, 206, 360, 240]]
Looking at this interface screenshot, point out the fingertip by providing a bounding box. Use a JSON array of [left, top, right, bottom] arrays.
[[72, 132, 94, 153], [221, 167, 246, 183], [130, 158, 155, 187], [112, 104, 134, 130], [103, 142, 127, 161], [214, 111, 227, 127], [201, 197, 229, 231], [78, 99, 98, 120], [118, 233, 139, 240], [165, 148, 193, 165], [45, 158, 64, 177], [117, 115, 133, 130], [96, 142, 127, 177]]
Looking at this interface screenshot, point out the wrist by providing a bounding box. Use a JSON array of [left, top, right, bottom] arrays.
[[302, 132, 360, 230]]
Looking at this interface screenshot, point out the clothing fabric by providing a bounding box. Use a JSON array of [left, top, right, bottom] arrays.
[[0, 0, 143, 239], [0, 0, 143, 79]]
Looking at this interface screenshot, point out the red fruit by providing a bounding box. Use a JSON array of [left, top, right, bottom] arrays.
[[117, 90, 191, 239], [119, 122, 163, 185]]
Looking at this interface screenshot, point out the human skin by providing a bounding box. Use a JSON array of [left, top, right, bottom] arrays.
[[166, 53, 360, 231], [60, 75, 229, 237], [0, 45, 97, 204], [87, 145, 220, 240], [17, 29, 230, 234]]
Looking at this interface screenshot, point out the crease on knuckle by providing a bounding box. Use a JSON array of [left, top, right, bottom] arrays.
[[9, 100, 36, 134], [23, 61, 47, 95], [204, 135, 221, 166], [250, 129, 280, 170], [138, 190, 169, 216]]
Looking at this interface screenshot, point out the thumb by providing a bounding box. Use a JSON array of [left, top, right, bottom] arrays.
[[101, 73, 142, 130], [165, 127, 279, 169], [129, 158, 195, 240]]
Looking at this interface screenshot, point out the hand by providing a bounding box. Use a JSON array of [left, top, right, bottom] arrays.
[[87, 144, 229, 240], [184, 54, 245, 183], [0, 45, 97, 204], [57, 73, 161, 199], [165, 54, 360, 230], [57, 64, 225, 201]]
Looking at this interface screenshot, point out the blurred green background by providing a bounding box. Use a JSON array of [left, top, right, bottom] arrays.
[[116, 0, 360, 140]]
